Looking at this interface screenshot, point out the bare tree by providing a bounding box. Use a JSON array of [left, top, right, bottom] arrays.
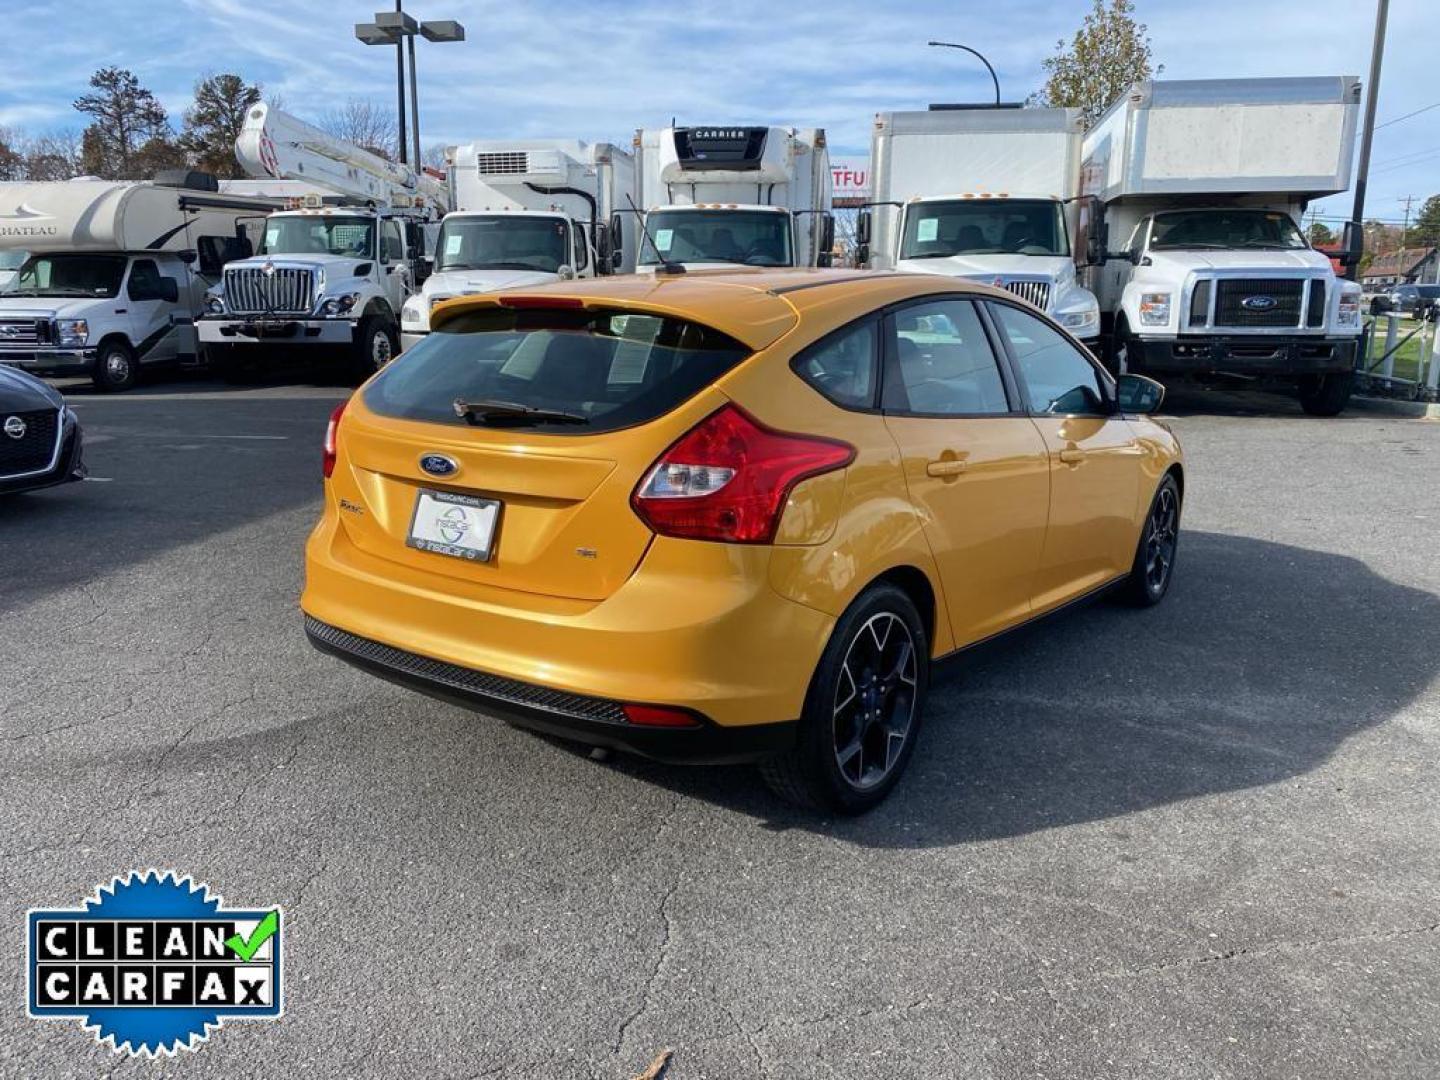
[[0, 128, 24, 180], [318, 99, 397, 161], [23, 129, 84, 181]]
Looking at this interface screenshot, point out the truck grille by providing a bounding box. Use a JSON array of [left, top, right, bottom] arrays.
[[0, 408, 59, 478], [0, 319, 48, 347], [1214, 279, 1304, 328], [1002, 280, 1051, 310], [224, 266, 315, 315]]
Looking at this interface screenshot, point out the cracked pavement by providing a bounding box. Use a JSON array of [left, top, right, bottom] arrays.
[[1, 378, 1438, 1078]]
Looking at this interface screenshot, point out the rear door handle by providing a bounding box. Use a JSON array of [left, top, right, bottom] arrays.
[[1058, 448, 1085, 465], [926, 458, 969, 478]]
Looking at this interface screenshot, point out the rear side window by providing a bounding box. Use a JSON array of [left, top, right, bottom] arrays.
[[792, 320, 877, 409], [884, 300, 1009, 415], [365, 307, 750, 434]]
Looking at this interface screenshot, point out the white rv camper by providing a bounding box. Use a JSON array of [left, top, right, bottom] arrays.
[[862, 107, 1101, 341], [199, 104, 447, 378], [400, 139, 636, 350], [1082, 76, 1364, 415], [0, 174, 271, 391], [633, 126, 833, 270]]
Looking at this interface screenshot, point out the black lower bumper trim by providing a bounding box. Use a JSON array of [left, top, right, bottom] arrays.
[[303, 615, 797, 764], [1132, 335, 1356, 376]]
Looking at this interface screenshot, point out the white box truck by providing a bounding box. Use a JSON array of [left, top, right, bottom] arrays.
[[0, 173, 271, 391], [633, 126, 833, 270], [860, 107, 1101, 341], [400, 139, 636, 350], [199, 104, 446, 380], [1081, 75, 1365, 415]]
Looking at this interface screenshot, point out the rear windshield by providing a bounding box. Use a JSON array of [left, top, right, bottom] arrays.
[[364, 307, 751, 434]]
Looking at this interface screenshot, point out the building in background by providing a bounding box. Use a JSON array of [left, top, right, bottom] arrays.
[[1361, 246, 1439, 288]]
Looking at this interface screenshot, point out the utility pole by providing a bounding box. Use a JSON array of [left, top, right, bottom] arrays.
[[1348, 0, 1389, 281], [1399, 193, 1416, 250]]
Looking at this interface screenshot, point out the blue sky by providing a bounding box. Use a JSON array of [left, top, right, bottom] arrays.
[[1, 0, 1434, 226]]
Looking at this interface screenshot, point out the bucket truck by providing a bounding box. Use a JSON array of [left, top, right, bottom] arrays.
[[198, 104, 446, 379]]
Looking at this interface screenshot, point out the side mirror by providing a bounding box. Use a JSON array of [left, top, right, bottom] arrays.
[[856, 208, 872, 246], [610, 248, 623, 271], [177, 249, 198, 266], [857, 242, 870, 267], [821, 212, 836, 252], [1341, 220, 1364, 267], [1116, 373, 1165, 414], [1083, 200, 1107, 267], [557, 264, 576, 281]]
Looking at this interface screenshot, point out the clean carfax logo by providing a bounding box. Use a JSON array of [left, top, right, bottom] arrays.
[[26, 870, 283, 1057]]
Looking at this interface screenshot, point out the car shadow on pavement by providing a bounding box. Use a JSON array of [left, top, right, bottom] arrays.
[[601, 529, 1440, 846]]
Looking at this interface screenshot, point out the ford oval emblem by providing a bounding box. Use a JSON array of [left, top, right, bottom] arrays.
[[419, 453, 458, 478], [1241, 295, 1278, 311]]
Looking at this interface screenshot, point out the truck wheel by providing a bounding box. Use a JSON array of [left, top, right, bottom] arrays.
[[760, 583, 929, 815], [92, 340, 138, 393], [1298, 371, 1354, 417], [353, 316, 397, 380]]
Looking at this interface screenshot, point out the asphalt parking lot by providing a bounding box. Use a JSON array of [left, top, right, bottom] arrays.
[[2, 371, 1437, 1079]]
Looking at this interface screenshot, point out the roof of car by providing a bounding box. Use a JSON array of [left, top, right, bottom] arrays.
[[428, 269, 1012, 350]]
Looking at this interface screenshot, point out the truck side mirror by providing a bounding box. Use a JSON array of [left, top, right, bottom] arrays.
[[856, 208, 872, 246], [157, 278, 180, 304], [1341, 220, 1364, 267], [1083, 198, 1107, 267], [821, 212, 836, 252], [610, 248, 623, 271], [857, 242, 870, 266]]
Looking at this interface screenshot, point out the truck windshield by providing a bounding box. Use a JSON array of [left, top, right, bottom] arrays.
[[0, 250, 28, 271], [436, 216, 570, 274], [639, 210, 793, 267], [10, 254, 128, 298], [261, 216, 376, 258], [900, 200, 1069, 259], [1150, 210, 1307, 251]]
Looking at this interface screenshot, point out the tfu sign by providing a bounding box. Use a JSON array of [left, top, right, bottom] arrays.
[[831, 158, 871, 202]]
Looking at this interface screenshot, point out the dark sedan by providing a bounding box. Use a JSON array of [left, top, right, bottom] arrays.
[[1371, 283, 1440, 318], [0, 365, 85, 495]]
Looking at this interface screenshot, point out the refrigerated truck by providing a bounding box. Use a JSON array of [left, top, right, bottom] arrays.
[[860, 107, 1101, 341], [0, 173, 271, 391], [1081, 75, 1365, 415], [400, 139, 636, 350], [633, 126, 834, 270]]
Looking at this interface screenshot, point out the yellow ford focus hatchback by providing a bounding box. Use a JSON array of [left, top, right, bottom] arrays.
[[303, 269, 1182, 812]]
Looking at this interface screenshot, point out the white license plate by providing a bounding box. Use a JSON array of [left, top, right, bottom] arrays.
[[406, 489, 500, 562]]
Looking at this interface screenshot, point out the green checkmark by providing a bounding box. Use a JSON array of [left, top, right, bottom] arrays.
[[225, 910, 279, 962]]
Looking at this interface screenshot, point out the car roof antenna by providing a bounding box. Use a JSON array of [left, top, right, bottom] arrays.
[[627, 193, 685, 275]]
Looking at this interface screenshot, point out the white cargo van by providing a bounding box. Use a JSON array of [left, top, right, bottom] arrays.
[[0, 174, 269, 391], [1082, 76, 1365, 415], [633, 126, 834, 270], [861, 107, 1101, 342], [400, 139, 636, 350]]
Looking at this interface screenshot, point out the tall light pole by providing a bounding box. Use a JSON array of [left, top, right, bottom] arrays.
[[1348, 0, 1389, 280], [355, 7, 465, 170], [927, 41, 1001, 106]]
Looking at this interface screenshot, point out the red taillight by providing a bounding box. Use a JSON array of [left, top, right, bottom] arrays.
[[322, 399, 347, 479], [631, 404, 854, 544], [623, 703, 702, 728]]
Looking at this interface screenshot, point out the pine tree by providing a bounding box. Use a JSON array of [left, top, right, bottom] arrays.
[[73, 67, 176, 179], [179, 74, 263, 178]]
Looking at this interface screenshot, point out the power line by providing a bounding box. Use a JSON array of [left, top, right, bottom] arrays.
[[1375, 101, 1440, 130]]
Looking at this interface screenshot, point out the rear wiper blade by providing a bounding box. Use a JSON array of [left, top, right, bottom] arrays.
[[453, 397, 588, 425]]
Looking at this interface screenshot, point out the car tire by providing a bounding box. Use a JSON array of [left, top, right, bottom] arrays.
[[352, 315, 397, 381], [1298, 370, 1354, 417], [760, 583, 930, 814], [1120, 474, 1182, 607], [92, 340, 138, 393]]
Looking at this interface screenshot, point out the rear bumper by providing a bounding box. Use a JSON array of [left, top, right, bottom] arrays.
[[0, 348, 96, 377], [300, 512, 834, 748], [304, 615, 797, 763], [1131, 335, 1357, 376], [198, 317, 355, 346]]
